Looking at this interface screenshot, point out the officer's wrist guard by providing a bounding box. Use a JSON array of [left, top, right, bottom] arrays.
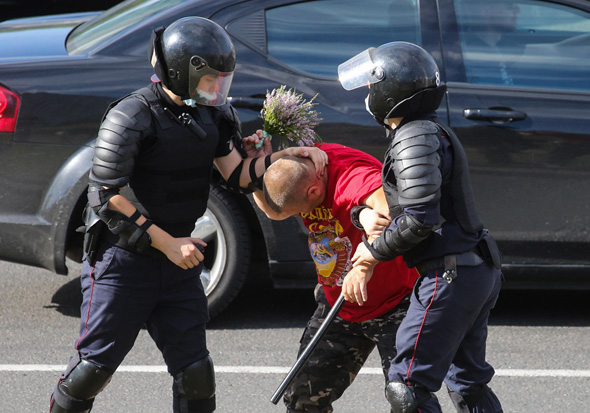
[[104, 210, 153, 253]]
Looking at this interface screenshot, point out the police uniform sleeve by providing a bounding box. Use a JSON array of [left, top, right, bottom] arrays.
[[84, 95, 154, 255], [367, 120, 442, 260]]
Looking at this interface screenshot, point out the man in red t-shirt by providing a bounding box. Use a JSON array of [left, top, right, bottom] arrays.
[[254, 142, 418, 412]]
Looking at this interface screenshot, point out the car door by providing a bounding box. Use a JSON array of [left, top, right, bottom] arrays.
[[439, 0, 590, 285]]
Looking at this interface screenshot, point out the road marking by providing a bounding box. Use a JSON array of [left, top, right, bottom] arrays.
[[1, 365, 590, 377]]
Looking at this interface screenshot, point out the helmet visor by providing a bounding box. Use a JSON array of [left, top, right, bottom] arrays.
[[188, 66, 234, 106], [338, 47, 383, 91]]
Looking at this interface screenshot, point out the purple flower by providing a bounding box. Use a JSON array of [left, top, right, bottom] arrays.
[[260, 85, 322, 149]]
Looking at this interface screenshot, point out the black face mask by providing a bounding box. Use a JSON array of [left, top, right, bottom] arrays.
[[365, 94, 389, 128]]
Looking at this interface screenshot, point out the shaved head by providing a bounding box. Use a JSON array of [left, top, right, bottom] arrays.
[[263, 156, 316, 213]]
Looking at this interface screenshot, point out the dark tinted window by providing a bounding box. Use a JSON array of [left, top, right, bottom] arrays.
[[455, 0, 590, 90], [67, 0, 184, 55], [266, 0, 421, 77]]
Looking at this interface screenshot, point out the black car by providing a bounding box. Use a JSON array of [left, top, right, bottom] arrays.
[[0, 0, 589, 317], [0, 1, 123, 22]]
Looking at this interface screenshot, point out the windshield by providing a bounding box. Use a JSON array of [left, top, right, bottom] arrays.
[[67, 0, 184, 55]]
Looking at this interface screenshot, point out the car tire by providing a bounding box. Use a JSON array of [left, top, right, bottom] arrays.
[[192, 185, 251, 318]]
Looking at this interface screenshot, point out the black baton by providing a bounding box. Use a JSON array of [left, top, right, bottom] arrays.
[[270, 294, 346, 405]]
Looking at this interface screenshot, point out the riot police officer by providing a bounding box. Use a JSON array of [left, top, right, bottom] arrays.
[[338, 42, 504, 413], [49, 16, 326, 413]]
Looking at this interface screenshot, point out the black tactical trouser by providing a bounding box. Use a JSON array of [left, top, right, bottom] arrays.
[[284, 285, 410, 413]]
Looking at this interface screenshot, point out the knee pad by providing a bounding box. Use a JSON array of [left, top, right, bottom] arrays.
[[51, 357, 112, 412], [173, 355, 216, 413], [385, 382, 434, 413], [385, 382, 417, 413]]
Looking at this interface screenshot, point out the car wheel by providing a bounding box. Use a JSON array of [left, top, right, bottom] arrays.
[[191, 185, 251, 318]]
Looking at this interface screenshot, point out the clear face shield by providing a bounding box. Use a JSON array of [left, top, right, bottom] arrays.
[[338, 47, 384, 91], [186, 56, 234, 107]]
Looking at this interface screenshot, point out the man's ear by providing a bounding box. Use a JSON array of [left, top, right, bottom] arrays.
[[307, 184, 323, 201]]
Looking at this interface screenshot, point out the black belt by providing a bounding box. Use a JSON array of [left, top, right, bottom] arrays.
[[415, 248, 484, 282], [102, 230, 167, 260]]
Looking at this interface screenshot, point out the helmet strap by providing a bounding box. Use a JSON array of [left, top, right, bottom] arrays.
[[149, 26, 169, 87]]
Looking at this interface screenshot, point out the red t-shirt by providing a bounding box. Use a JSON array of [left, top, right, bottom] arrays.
[[300, 143, 418, 322]]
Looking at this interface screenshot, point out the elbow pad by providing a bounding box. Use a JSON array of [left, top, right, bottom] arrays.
[[392, 120, 442, 207], [369, 214, 433, 261], [90, 96, 152, 187], [86, 184, 152, 253], [104, 210, 153, 253], [221, 155, 272, 194]]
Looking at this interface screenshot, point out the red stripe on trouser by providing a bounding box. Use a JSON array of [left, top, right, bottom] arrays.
[[76, 266, 95, 350], [405, 271, 439, 386]]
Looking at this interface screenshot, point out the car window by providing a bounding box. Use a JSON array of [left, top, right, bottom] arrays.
[[67, 0, 184, 55], [455, 0, 590, 90], [265, 0, 421, 78]]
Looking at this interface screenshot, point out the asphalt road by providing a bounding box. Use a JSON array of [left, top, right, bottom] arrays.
[[1, 260, 589, 412]]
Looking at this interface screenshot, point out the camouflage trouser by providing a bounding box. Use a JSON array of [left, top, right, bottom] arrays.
[[284, 285, 410, 413]]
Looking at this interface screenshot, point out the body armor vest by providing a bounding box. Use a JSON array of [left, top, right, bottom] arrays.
[[383, 120, 484, 234], [118, 86, 226, 237], [437, 122, 484, 234]]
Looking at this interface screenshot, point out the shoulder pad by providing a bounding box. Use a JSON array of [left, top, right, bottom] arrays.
[[91, 95, 152, 187], [396, 120, 439, 137], [103, 95, 153, 133], [392, 120, 440, 159], [392, 120, 442, 206]]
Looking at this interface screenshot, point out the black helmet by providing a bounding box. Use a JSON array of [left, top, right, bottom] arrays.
[[338, 42, 445, 124], [150, 17, 236, 106]]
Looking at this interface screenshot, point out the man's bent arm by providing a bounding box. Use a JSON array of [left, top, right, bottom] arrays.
[[363, 187, 390, 219]]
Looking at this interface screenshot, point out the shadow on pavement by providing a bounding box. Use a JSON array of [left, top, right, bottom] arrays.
[[49, 274, 590, 328], [49, 275, 317, 329], [207, 281, 316, 330], [50, 277, 82, 318]]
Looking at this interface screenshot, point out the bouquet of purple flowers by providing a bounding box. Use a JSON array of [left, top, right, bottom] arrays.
[[256, 85, 322, 149]]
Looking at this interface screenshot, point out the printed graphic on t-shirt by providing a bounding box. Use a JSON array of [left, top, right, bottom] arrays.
[[306, 218, 353, 287]]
